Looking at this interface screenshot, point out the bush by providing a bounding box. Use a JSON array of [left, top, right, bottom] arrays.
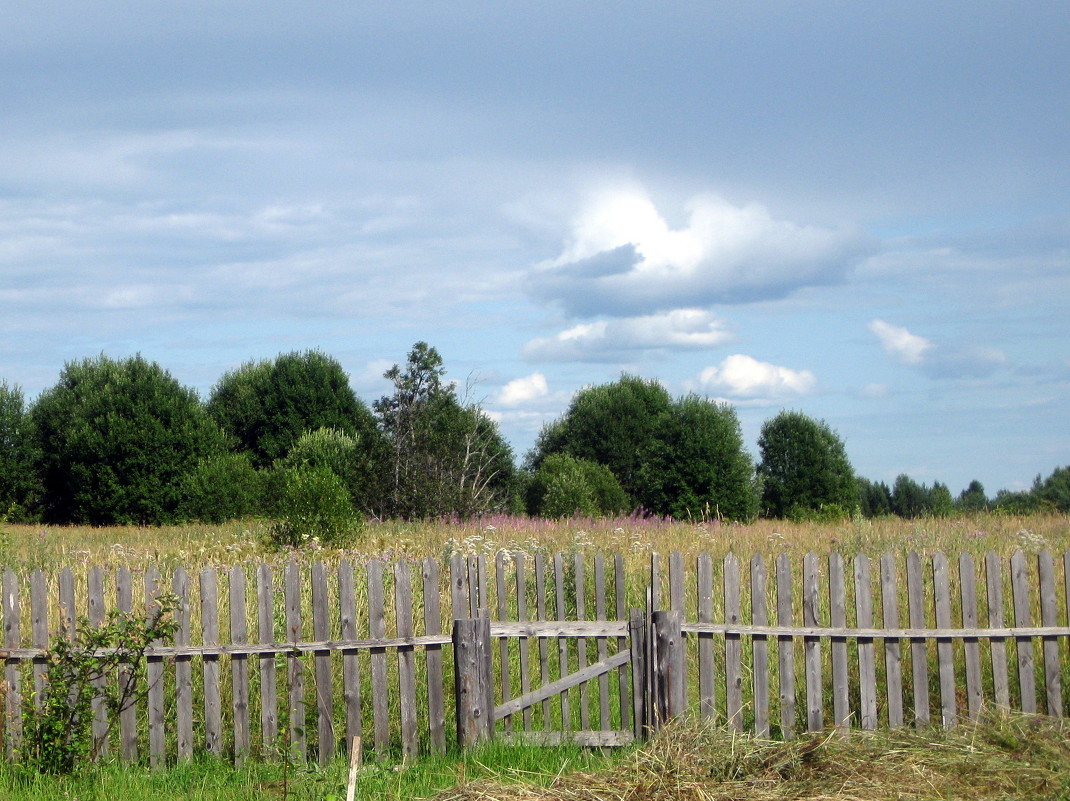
[[279, 426, 385, 514], [267, 465, 362, 548], [526, 453, 629, 519], [176, 452, 265, 523]]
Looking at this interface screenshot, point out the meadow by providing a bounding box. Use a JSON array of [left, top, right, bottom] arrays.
[[1, 511, 1069, 800]]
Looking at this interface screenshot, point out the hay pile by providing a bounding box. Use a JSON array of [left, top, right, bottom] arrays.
[[435, 715, 1070, 801]]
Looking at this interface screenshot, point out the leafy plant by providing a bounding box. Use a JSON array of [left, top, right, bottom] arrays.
[[22, 594, 180, 774], [267, 465, 362, 548]]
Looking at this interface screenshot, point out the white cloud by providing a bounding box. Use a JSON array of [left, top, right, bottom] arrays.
[[529, 186, 874, 316], [523, 308, 732, 362], [692, 354, 817, 401], [869, 319, 1008, 379], [869, 319, 933, 365], [495, 372, 549, 406]]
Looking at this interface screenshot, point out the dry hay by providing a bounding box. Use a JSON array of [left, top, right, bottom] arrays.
[[434, 714, 1070, 801]]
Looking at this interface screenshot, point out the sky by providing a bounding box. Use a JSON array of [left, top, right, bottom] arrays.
[[2, 2, 1068, 496]]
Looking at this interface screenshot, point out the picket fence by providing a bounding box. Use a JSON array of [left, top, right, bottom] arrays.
[[1, 548, 1069, 766]]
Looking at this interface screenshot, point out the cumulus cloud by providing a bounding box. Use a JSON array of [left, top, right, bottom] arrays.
[[495, 372, 550, 406], [523, 308, 732, 362], [869, 319, 1008, 379], [528, 186, 875, 317], [691, 354, 817, 402]]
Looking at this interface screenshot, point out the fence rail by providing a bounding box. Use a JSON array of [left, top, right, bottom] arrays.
[[1, 547, 1069, 765]]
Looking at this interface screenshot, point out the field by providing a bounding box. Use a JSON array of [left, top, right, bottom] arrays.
[[1, 511, 1069, 799]]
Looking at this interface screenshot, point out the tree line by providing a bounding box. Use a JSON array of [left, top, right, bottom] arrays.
[[0, 345, 1066, 540]]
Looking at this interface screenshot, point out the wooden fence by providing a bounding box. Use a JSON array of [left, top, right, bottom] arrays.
[[1, 548, 1069, 766]]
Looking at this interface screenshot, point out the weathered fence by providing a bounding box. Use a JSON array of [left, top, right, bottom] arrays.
[[1, 548, 1068, 765]]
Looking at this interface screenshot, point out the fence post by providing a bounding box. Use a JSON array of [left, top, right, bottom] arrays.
[[453, 611, 493, 747], [652, 609, 684, 728]]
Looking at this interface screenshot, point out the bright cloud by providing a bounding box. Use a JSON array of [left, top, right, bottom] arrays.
[[495, 372, 549, 406], [529, 186, 874, 317], [693, 354, 817, 401], [523, 308, 732, 361], [869, 319, 933, 365], [869, 319, 1008, 378]]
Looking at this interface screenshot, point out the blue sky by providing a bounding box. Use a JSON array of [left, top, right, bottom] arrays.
[[2, 2, 1068, 496]]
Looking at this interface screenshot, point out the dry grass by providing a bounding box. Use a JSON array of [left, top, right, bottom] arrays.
[[435, 714, 1070, 801]]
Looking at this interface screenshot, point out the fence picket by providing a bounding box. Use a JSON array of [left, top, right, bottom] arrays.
[[906, 553, 930, 726], [3, 569, 22, 756], [933, 552, 958, 728], [803, 553, 823, 732], [854, 555, 877, 730], [395, 560, 417, 757], [312, 561, 335, 763], [117, 567, 137, 761], [1037, 550, 1062, 716], [339, 560, 362, 754], [88, 566, 108, 755], [829, 553, 849, 730], [958, 554, 982, 721], [574, 552, 589, 730], [495, 552, 513, 733], [201, 567, 223, 757], [879, 553, 903, 728], [724, 554, 743, 730], [368, 559, 389, 757], [554, 552, 570, 730], [145, 566, 166, 767], [775, 553, 795, 739], [697, 551, 716, 722], [285, 559, 306, 760], [423, 557, 446, 751], [1010, 550, 1037, 713], [594, 553, 610, 731], [256, 563, 278, 754], [515, 552, 532, 732], [535, 553, 551, 727], [173, 567, 193, 760], [751, 554, 769, 738], [985, 551, 1010, 710], [614, 554, 630, 733]]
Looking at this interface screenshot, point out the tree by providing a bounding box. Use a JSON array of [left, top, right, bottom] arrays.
[[647, 395, 757, 520], [1033, 466, 1070, 512], [278, 426, 386, 515], [856, 477, 893, 517], [207, 350, 380, 468], [0, 380, 40, 520], [957, 480, 988, 513], [176, 452, 264, 523], [374, 342, 515, 519], [531, 375, 672, 511], [891, 474, 929, 518], [757, 411, 856, 519], [525, 453, 629, 519], [30, 355, 228, 525]]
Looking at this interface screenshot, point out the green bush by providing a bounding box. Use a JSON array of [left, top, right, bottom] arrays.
[[176, 452, 265, 523], [526, 453, 629, 518], [278, 426, 386, 514], [267, 465, 362, 548]]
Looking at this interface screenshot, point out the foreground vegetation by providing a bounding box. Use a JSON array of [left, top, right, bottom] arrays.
[[1, 714, 1067, 800]]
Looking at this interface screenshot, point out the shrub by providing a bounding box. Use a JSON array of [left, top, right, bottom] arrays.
[[22, 595, 179, 774], [527, 453, 629, 519], [267, 465, 361, 548], [176, 452, 265, 523]]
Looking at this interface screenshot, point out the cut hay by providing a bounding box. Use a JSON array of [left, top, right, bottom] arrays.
[[434, 714, 1070, 801]]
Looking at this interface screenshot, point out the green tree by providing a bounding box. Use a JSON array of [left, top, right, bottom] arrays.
[[757, 411, 856, 519], [928, 481, 955, 517], [957, 480, 989, 513], [207, 350, 380, 468], [526, 453, 629, 519], [648, 395, 757, 520], [0, 380, 40, 520], [856, 477, 893, 517], [531, 375, 672, 511], [176, 451, 264, 523], [375, 342, 515, 519], [1033, 466, 1070, 512], [30, 355, 228, 525], [891, 474, 930, 518], [278, 426, 386, 515]]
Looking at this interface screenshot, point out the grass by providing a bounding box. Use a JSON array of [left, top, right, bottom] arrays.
[[0, 738, 616, 801]]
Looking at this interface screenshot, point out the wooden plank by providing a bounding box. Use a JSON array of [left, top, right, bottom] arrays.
[[650, 552, 661, 612], [285, 559, 306, 760], [367, 558, 389, 756], [495, 649, 632, 721], [906, 552, 930, 726], [423, 557, 446, 751], [501, 729, 634, 747], [88, 566, 108, 756], [725, 553, 743, 730], [395, 559, 418, 758], [515, 552, 533, 731], [751, 554, 770, 738], [697, 551, 715, 722], [201, 566, 223, 757], [312, 561, 335, 763], [450, 551, 467, 621], [229, 565, 250, 765], [554, 552, 571, 730], [653, 610, 684, 725], [58, 568, 75, 638], [879, 553, 903, 728], [958, 554, 983, 721], [338, 560, 363, 754], [30, 569, 48, 709], [828, 552, 849, 730], [933, 552, 958, 728], [594, 553, 610, 731], [496, 552, 513, 732], [144, 566, 166, 767], [669, 550, 686, 705], [776, 552, 795, 739], [454, 613, 493, 746], [1037, 550, 1062, 716], [574, 552, 589, 730], [1010, 550, 1036, 713], [535, 552, 551, 726], [257, 563, 279, 754], [3, 568, 22, 756], [117, 567, 138, 761], [985, 551, 1010, 710], [615, 554, 630, 733], [802, 553, 823, 732], [629, 609, 649, 737], [854, 555, 878, 730], [172, 566, 193, 760]]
